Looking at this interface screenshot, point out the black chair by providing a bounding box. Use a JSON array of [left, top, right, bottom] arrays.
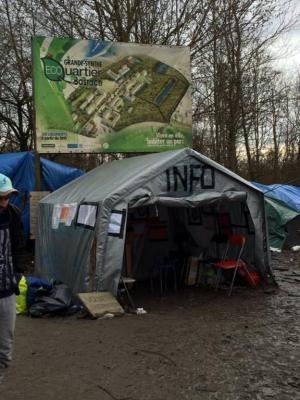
[[118, 276, 136, 312], [150, 255, 178, 295]]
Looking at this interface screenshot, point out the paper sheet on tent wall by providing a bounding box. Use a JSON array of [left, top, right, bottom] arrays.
[[108, 210, 126, 238], [30, 191, 50, 239], [108, 212, 123, 234], [75, 203, 98, 229], [51, 203, 78, 229]]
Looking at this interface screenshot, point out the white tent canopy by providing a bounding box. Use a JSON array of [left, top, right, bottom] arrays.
[[36, 148, 271, 294]]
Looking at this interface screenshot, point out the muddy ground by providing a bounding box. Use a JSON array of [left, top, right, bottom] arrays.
[[1, 250, 300, 400]]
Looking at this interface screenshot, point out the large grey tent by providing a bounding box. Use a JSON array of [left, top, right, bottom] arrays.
[[36, 148, 271, 294]]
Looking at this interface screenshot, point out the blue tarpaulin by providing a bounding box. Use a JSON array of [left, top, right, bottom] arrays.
[[252, 182, 300, 213], [0, 152, 84, 236]]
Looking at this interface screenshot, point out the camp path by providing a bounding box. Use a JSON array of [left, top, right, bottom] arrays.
[[1, 250, 300, 400]]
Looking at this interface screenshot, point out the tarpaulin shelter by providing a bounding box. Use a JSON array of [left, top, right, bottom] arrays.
[[252, 182, 300, 250], [0, 152, 83, 236], [252, 182, 300, 213], [265, 197, 300, 250], [36, 148, 271, 294]]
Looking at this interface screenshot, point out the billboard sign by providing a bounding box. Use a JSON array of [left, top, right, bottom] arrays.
[[32, 36, 192, 153]]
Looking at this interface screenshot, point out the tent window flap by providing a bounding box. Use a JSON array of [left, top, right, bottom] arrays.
[[108, 210, 126, 238]]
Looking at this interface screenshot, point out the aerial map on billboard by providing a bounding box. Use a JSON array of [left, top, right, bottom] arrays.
[[32, 36, 192, 153]]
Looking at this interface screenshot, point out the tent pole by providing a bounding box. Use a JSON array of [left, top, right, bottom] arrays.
[[34, 151, 41, 191]]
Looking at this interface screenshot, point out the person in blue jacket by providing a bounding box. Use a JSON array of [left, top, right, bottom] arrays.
[[0, 173, 24, 383]]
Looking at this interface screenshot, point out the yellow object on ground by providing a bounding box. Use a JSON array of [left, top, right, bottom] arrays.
[[16, 276, 28, 314]]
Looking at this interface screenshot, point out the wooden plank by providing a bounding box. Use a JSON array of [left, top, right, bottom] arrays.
[[77, 292, 124, 318], [185, 257, 199, 286], [30, 191, 50, 239]]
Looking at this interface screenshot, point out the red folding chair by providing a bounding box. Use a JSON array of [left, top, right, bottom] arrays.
[[212, 234, 246, 296]]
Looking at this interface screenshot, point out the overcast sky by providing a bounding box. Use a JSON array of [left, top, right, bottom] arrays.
[[270, 30, 300, 75], [269, 1, 300, 76]]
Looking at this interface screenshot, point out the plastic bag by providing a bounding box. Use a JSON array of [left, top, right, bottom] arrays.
[[26, 276, 53, 307], [237, 261, 260, 287], [16, 276, 28, 314], [29, 283, 80, 317]]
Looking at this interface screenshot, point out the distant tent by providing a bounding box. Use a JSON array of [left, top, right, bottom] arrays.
[[252, 182, 300, 250], [0, 152, 84, 236], [265, 197, 300, 250], [252, 182, 300, 213]]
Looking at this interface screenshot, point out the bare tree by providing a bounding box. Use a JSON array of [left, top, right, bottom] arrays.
[[0, 0, 299, 184], [0, 0, 36, 150], [193, 0, 298, 177]]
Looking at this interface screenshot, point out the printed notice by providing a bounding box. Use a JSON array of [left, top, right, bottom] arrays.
[[108, 212, 123, 235], [76, 203, 98, 228]]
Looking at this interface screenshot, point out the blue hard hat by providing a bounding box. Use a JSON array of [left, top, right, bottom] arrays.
[[0, 173, 18, 196]]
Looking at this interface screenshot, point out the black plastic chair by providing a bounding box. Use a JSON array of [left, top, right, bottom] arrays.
[[150, 255, 177, 295], [118, 276, 136, 312]]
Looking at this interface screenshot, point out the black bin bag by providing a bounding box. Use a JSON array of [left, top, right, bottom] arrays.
[[29, 283, 80, 317]]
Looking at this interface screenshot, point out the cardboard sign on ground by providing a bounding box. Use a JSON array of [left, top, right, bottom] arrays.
[[78, 292, 124, 318]]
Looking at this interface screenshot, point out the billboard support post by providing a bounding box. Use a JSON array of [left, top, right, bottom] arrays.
[[34, 152, 41, 191], [31, 36, 41, 191]]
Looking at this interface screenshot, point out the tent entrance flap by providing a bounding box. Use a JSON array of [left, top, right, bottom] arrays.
[[124, 197, 255, 286], [129, 191, 247, 209]]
